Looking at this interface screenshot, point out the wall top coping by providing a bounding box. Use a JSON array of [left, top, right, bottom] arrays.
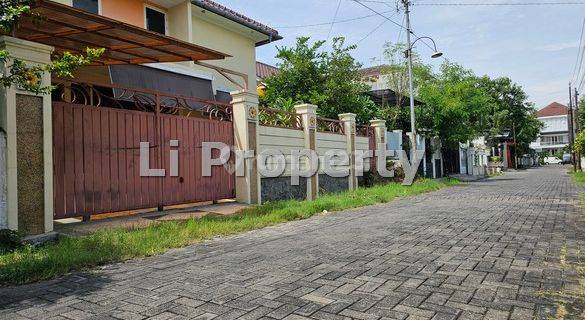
[[370, 119, 386, 127], [230, 90, 259, 104], [294, 104, 317, 114], [339, 113, 356, 121], [0, 36, 53, 65]]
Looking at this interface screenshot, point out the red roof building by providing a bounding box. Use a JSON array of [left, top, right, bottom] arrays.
[[256, 62, 279, 80], [537, 102, 569, 117]]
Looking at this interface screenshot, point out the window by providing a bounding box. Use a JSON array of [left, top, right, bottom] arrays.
[[73, 0, 99, 14], [146, 7, 166, 34]]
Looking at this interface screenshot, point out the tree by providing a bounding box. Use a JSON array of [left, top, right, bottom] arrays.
[[476, 76, 542, 155], [410, 60, 540, 153], [0, 1, 103, 93], [574, 131, 585, 157], [379, 42, 432, 130], [416, 62, 494, 148], [260, 37, 376, 124]]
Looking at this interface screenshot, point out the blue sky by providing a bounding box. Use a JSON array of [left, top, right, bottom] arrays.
[[218, 0, 584, 109]]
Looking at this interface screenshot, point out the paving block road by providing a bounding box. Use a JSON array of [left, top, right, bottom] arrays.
[[1, 166, 584, 319]]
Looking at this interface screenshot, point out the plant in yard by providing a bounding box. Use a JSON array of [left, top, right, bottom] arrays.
[[0, 0, 103, 93], [574, 131, 585, 157], [0, 229, 22, 254], [260, 37, 377, 124]]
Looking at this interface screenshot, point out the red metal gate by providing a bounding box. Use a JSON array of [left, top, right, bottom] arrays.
[[52, 81, 234, 220]]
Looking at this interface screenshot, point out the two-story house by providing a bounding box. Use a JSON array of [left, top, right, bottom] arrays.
[[54, 0, 281, 100], [0, 0, 283, 235], [530, 102, 571, 154]]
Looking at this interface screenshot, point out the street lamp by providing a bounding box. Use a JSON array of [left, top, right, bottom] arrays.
[[403, 0, 443, 185], [407, 36, 443, 60]]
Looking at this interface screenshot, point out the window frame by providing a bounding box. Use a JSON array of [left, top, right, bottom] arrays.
[[144, 5, 168, 35], [72, 0, 102, 15]]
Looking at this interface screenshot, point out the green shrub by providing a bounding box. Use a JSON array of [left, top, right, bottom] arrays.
[[0, 229, 22, 254], [490, 156, 502, 163]]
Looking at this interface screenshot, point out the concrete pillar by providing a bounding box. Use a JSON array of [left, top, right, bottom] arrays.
[[0, 36, 54, 235], [295, 104, 318, 200], [231, 90, 261, 204], [370, 120, 387, 173], [339, 113, 357, 190], [502, 143, 509, 169]]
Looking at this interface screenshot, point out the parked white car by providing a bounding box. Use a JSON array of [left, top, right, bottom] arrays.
[[543, 156, 562, 165]]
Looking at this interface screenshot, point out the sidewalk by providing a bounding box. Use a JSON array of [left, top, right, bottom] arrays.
[[55, 201, 250, 237], [447, 173, 488, 182]]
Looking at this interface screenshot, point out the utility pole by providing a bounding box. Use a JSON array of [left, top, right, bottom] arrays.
[[513, 122, 518, 169], [576, 88, 582, 171], [403, 0, 417, 170], [569, 83, 576, 172]]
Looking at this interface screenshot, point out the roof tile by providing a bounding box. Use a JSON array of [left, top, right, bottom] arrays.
[[538, 102, 569, 117], [192, 0, 280, 42]]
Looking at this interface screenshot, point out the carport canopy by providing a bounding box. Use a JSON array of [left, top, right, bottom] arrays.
[[11, 0, 230, 65]]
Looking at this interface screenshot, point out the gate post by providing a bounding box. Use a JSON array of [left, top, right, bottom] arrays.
[[0, 36, 54, 236], [339, 113, 357, 191], [295, 104, 318, 200], [370, 120, 387, 174], [231, 90, 261, 204]]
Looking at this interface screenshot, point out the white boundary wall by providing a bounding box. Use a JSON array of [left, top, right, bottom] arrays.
[[258, 126, 305, 175]]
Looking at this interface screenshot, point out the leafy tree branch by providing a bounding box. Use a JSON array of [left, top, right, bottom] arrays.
[[0, 0, 103, 93]]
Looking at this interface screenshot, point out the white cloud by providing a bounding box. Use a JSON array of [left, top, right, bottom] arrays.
[[538, 41, 580, 52]]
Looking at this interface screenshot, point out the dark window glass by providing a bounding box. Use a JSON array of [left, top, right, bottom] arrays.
[[72, 0, 99, 14], [146, 7, 166, 34]]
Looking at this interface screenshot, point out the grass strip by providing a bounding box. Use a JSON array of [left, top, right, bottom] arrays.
[[0, 178, 458, 286]]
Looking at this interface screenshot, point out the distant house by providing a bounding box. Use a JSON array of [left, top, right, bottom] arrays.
[[255, 61, 279, 96], [358, 65, 422, 108], [530, 102, 572, 154], [256, 61, 279, 81]]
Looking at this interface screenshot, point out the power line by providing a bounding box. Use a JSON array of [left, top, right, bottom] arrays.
[[396, 13, 406, 43], [350, 0, 406, 30], [327, 0, 343, 40], [357, 19, 389, 44], [413, 1, 585, 6], [572, 18, 585, 85], [357, 10, 399, 44], [351, 0, 439, 54], [275, 11, 393, 28]]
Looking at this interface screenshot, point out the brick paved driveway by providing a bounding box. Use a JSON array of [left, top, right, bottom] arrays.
[[2, 166, 584, 320]]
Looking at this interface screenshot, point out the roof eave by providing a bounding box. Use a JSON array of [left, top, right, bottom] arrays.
[[255, 34, 283, 47], [190, 0, 282, 47]]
